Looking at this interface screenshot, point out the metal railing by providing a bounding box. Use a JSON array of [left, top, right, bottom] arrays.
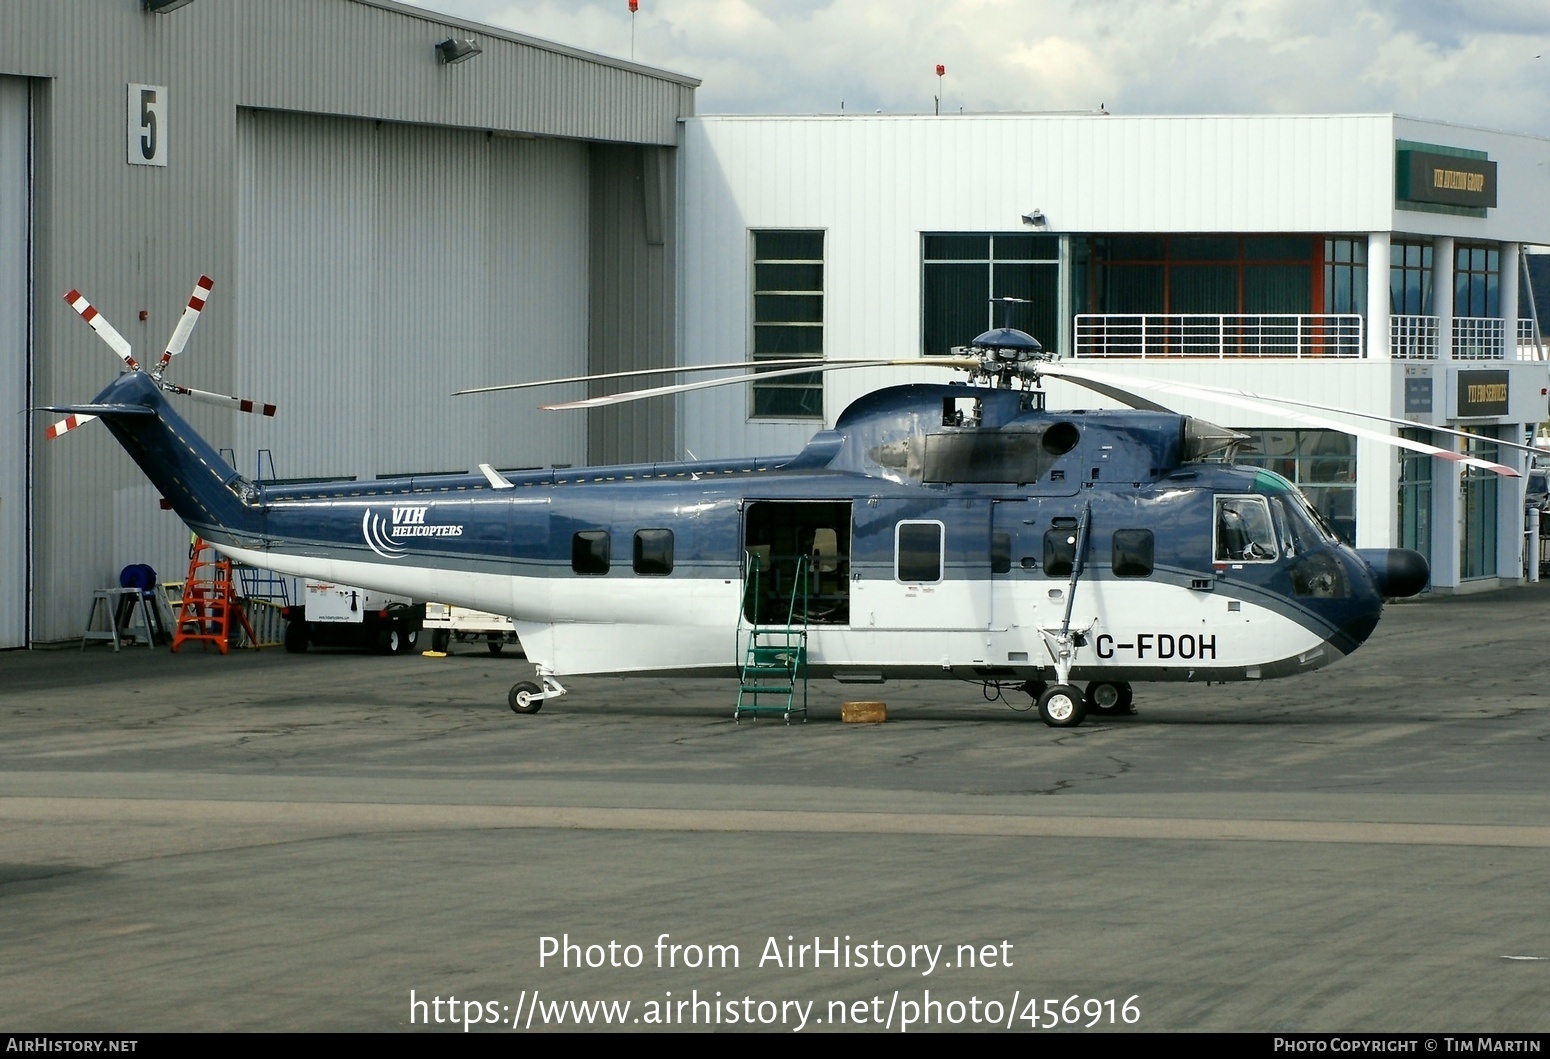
[[1073, 314, 1364, 358], [1451, 317, 1506, 360], [1390, 315, 1439, 360]]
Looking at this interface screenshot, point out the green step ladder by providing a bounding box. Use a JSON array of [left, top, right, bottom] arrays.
[[735, 554, 809, 723]]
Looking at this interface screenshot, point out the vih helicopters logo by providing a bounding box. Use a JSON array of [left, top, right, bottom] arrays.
[[362, 506, 464, 559]]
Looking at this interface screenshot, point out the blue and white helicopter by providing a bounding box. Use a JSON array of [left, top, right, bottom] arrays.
[[46, 279, 1528, 727]]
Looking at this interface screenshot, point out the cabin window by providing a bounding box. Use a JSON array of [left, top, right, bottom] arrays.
[[1043, 528, 1077, 577], [571, 530, 611, 575], [751, 230, 824, 419], [1112, 529, 1154, 577], [1214, 496, 1277, 563], [633, 529, 674, 576], [895, 521, 944, 583]]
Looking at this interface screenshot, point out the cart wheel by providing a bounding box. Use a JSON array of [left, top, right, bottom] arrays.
[[488, 639, 504, 655], [284, 621, 308, 654], [431, 630, 450, 653]]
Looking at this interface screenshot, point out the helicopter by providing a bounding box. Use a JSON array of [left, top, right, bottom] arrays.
[[43, 280, 1532, 727]]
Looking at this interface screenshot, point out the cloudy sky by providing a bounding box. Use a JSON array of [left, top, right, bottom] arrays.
[[402, 0, 1550, 136]]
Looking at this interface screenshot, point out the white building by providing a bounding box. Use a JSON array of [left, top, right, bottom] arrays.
[[678, 113, 1550, 591]]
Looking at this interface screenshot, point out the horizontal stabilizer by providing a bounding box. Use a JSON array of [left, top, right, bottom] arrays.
[[39, 403, 156, 417]]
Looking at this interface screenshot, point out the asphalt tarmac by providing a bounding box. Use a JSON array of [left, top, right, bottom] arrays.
[[3, 588, 1549, 1033]]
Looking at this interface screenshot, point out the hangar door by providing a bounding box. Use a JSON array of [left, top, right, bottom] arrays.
[[234, 110, 590, 482], [0, 78, 27, 649]]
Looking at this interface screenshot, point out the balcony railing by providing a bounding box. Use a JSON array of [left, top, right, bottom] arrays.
[[1390, 315, 1438, 360], [1073, 314, 1364, 359], [1392, 316, 1510, 360]]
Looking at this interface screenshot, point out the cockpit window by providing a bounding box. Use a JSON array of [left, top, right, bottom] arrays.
[[1215, 496, 1277, 563]]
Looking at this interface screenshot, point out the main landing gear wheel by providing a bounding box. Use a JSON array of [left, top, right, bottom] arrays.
[[1037, 684, 1087, 728], [509, 681, 544, 714], [1084, 680, 1135, 716]]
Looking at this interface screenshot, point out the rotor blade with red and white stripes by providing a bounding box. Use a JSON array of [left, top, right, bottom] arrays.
[[44, 413, 97, 440], [1040, 363, 1522, 478], [153, 275, 214, 377], [63, 288, 139, 371], [161, 383, 277, 418]]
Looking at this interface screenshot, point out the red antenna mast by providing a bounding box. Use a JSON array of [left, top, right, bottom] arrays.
[[629, 0, 639, 61], [935, 63, 946, 116]]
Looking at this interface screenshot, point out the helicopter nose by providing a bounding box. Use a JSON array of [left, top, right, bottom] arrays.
[[1355, 548, 1430, 598]]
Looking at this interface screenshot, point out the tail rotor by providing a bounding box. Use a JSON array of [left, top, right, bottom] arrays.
[[45, 275, 278, 440]]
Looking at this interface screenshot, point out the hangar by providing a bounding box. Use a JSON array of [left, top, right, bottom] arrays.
[[1, 0, 696, 645], [678, 113, 1550, 593]]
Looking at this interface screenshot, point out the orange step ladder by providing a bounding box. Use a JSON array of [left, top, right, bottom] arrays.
[[171, 538, 258, 654]]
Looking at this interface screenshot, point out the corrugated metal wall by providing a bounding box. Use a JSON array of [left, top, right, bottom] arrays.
[[234, 110, 589, 480], [0, 78, 28, 648], [587, 143, 677, 466]]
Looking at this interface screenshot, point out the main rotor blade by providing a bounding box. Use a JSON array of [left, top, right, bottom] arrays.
[[154, 275, 214, 377], [162, 383, 277, 417], [1138, 374, 1547, 460], [539, 359, 979, 410], [63, 289, 139, 371], [1042, 363, 1521, 477], [454, 359, 834, 396]]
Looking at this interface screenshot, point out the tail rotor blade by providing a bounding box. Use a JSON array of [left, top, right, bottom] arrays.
[[162, 383, 277, 418], [154, 275, 214, 377], [63, 289, 138, 371], [44, 413, 98, 440]]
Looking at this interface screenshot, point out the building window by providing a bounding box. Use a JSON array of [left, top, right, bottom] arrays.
[[1085, 235, 1317, 316], [1460, 428, 1499, 579], [1323, 238, 1367, 314], [1398, 430, 1432, 566], [1390, 240, 1434, 314], [923, 233, 1059, 354], [633, 529, 674, 576], [751, 230, 823, 419], [1234, 429, 1356, 543], [1454, 243, 1500, 317]]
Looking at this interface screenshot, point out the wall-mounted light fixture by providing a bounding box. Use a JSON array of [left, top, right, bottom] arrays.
[[143, 0, 199, 12], [436, 38, 483, 65]]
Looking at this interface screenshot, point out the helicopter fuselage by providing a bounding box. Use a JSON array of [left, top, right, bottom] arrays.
[[91, 372, 1405, 689]]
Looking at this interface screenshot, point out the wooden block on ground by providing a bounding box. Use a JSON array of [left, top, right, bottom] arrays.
[[841, 700, 887, 723]]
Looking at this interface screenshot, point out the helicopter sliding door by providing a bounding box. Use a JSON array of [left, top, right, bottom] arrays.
[[988, 499, 1047, 665]]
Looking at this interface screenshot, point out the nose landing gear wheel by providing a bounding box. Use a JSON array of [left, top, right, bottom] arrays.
[[1037, 684, 1087, 728], [1085, 680, 1135, 716], [508, 680, 544, 714]]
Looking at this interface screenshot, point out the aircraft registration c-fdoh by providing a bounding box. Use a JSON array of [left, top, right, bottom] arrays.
[[44, 280, 1531, 727]]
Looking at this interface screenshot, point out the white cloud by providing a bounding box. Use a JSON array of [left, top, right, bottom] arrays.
[[403, 0, 1550, 134]]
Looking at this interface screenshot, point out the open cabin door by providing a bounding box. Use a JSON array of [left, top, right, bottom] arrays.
[[742, 501, 852, 626]]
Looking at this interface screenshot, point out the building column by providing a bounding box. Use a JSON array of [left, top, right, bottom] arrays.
[[1501, 241, 1520, 356], [1498, 243, 1527, 581], [1433, 236, 1454, 361], [1366, 232, 1390, 361], [1428, 236, 1460, 588], [1057, 234, 1073, 359]]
